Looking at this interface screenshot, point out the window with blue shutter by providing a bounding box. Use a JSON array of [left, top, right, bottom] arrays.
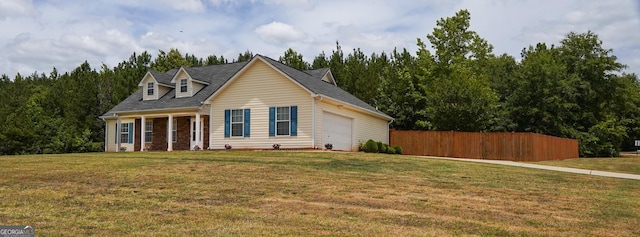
[[269, 107, 276, 137], [118, 122, 133, 144], [270, 106, 297, 136], [290, 106, 297, 136], [224, 109, 230, 138], [226, 109, 249, 138], [244, 109, 250, 137], [128, 123, 134, 144]]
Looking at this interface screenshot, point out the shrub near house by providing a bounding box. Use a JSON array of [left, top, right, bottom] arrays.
[[361, 139, 401, 155]]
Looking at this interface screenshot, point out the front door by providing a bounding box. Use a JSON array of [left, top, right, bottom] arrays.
[[190, 120, 204, 149]]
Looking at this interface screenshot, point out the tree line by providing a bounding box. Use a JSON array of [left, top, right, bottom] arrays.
[[1, 10, 638, 156]]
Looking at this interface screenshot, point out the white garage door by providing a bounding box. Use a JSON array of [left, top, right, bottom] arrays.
[[323, 112, 352, 151]]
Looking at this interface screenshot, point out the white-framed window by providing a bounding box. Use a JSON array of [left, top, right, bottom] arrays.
[[180, 79, 187, 93], [172, 118, 177, 142], [145, 120, 153, 143], [120, 124, 130, 143], [147, 82, 154, 96], [276, 106, 290, 136], [231, 109, 244, 137]]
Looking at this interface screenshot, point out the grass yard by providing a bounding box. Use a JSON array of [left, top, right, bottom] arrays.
[[535, 156, 640, 175], [1, 151, 639, 236]]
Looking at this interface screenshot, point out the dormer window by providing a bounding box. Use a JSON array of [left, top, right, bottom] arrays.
[[147, 82, 154, 96], [180, 79, 188, 93]]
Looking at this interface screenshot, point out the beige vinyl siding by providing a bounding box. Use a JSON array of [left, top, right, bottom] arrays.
[[210, 59, 313, 149], [142, 77, 158, 101], [192, 82, 205, 95], [315, 100, 389, 151], [106, 118, 136, 152], [175, 70, 192, 98], [355, 110, 389, 145], [158, 85, 171, 98], [321, 74, 334, 85], [106, 119, 117, 152]]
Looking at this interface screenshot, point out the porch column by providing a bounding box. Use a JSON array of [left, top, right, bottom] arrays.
[[140, 116, 146, 151], [195, 112, 201, 149], [167, 114, 173, 151], [116, 117, 121, 152], [209, 105, 214, 149]]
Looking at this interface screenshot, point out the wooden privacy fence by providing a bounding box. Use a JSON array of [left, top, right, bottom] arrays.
[[390, 130, 579, 162]]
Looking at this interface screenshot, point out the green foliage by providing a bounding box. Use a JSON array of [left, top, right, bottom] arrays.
[[0, 50, 152, 155], [417, 9, 498, 132], [386, 146, 396, 154], [311, 51, 329, 69], [583, 118, 627, 157], [279, 48, 310, 70], [379, 143, 388, 153], [0, 11, 637, 157], [394, 146, 403, 155], [150, 48, 191, 72], [363, 139, 379, 153], [377, 48, 427, 130], [235, 50, 254, 62], [204, 54, 228, 65]]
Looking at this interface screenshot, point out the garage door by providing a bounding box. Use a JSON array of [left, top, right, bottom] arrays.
[[323, 112, 352, 151]]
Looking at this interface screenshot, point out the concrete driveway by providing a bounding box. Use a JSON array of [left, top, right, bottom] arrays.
[[420, 156, 640, 181]]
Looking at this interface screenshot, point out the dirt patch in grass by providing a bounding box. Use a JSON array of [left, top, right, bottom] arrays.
[[1, 151, 639, 236]]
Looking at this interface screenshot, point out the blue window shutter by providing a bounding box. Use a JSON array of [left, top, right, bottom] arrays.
[[128, 123, 134, 144], [244, 109, 250, 137], [269, 107, 275, 137], [290, 106, 297, 136], [224, 109, 230, 138]]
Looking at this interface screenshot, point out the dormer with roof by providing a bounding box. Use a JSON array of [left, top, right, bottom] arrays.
[[101, 54, 392, 152], [305, 68, 337, 85], [169, 67, 210, 98], [138, 71, 175, 101]]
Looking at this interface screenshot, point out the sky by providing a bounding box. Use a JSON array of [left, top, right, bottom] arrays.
[[0, 0, 639, 78]]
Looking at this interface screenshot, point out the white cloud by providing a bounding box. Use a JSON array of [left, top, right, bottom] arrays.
[[255, 21, 307, 45], [162, 0, 206, 12], [0, 0, 638, 78], [0, 0, 38, 19]]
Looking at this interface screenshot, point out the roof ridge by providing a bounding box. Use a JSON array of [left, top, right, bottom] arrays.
[[258, 55, 318, 78]]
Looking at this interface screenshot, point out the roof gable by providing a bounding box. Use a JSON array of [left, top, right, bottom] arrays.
[[137, 71, 158, 87], [304, 68, 336, 85], [169, 67, 191, 84], [261, 56, 391, 120], [204, 56, 313, 102]]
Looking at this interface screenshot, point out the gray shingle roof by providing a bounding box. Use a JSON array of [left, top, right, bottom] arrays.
[[103, 55, 391, 120], [104, 61, 247, 115], [148, 70, 173, 86], [261, 56, 390, 119], [304, 68, 330, 79]]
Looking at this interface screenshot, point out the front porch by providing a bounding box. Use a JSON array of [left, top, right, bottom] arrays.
[[112, 113, 210, 152]]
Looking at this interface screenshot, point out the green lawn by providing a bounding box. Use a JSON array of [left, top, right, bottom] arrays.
[[535, 156, 640, 175], [1, 151, 639, 236]]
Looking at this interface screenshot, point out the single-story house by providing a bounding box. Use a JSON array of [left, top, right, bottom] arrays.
[[101, 54, 392, 152]]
